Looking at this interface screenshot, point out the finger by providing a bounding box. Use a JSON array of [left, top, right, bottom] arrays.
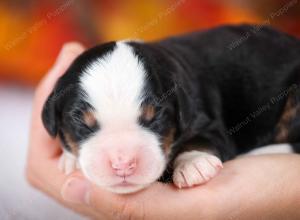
[[35, 42, 85, 102], [60, 175, 122, 219], [26, 42, 86, 194]]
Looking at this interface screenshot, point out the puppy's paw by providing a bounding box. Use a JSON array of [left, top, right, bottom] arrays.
[[58, 152, 80, 175], [173, 151, 223, 188]]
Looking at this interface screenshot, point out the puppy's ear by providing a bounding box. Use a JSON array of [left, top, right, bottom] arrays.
[[175, 86, 195, 132], [42, 92, 58, 137], [175, 85, 212, 139]]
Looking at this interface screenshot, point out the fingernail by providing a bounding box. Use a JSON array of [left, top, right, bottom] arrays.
[[61, 177, 90, 204], [52, 43, 84, 71]]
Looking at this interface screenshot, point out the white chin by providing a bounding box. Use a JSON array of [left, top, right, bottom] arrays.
[[105, 183, 150, 194]]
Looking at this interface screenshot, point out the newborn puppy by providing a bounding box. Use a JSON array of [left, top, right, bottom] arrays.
[[42, 25, 300, 193]]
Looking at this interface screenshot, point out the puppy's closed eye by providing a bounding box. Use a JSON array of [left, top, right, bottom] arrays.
[[83, 111, 97, 128], [141, 105, 156, 122]]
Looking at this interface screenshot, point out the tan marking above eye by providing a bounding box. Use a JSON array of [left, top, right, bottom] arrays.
[[141, 105, 156, 121], [83, 111, 97, 127]]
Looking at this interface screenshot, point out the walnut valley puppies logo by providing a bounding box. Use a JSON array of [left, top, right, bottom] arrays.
[[227, 0, 298, 51], [132, 0, 186, 38], [227, 84, 299, 135], [3, 0, 75, 51], [152, 83, 181, 105], [46, 0, 75, 20]]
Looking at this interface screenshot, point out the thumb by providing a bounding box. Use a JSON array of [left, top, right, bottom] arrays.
[[60, 176, 139, 219], [61, 176, 91, 205]]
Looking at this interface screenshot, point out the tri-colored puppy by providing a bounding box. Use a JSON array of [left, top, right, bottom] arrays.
[[42, 25, 300, 193]]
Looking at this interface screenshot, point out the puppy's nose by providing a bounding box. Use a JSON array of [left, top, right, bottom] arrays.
[[110, 157, 137, 177]]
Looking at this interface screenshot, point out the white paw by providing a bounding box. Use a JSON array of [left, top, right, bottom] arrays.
[[173, 151, 223, 188], [58, 151, 80, 175]]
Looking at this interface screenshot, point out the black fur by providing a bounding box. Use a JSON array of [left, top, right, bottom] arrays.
[[130, 25, 300, 180], [42, 25, 300, 182]]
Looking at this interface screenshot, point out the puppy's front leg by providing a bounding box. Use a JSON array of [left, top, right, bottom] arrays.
[[173, 149, 223, 188], [58, 151, 80, 175]]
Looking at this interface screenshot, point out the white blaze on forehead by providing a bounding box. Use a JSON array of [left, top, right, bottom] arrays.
[[80, 42, 146, 126]]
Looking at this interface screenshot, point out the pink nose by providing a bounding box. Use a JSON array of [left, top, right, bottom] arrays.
[[111, 157, 137, 177]]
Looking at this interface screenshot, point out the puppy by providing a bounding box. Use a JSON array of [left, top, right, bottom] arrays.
[[42, 24, 300, 193]]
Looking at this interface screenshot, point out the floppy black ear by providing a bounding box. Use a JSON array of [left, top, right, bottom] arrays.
[[42, 92, 58, 137], [175, 86, 197, 132], [175, 82, 217, 141]]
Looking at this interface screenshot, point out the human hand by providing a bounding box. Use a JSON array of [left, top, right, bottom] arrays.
[[26, 42, 300, 220]]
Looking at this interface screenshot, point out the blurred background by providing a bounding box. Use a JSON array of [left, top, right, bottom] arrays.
[[0, 0, 299, 219]]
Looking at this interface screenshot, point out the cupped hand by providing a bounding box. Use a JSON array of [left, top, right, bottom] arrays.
[[26, 42, 300, 220]]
